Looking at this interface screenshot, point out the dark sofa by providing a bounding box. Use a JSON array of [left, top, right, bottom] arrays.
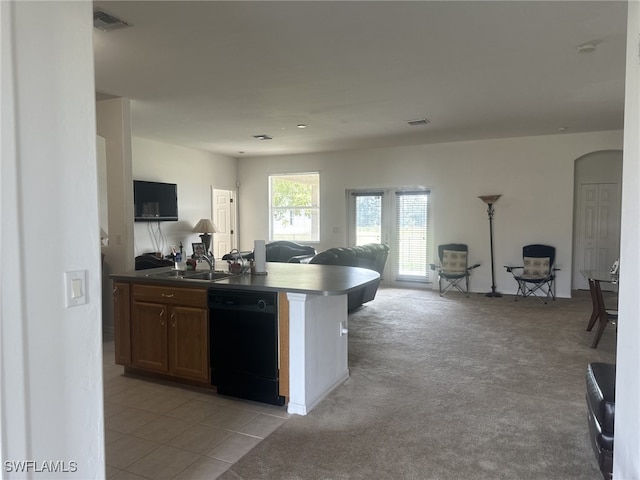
[[307, 243, 389, 310], [244, 241, 317, 263]]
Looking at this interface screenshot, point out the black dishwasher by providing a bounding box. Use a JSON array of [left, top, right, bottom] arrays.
[[209, 289, 285, 406]]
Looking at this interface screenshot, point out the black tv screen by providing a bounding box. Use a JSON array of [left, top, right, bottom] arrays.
[[134, 180, 178, 221]]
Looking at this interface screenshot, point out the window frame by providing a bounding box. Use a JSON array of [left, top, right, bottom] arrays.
[[269, 172, 320, 243]]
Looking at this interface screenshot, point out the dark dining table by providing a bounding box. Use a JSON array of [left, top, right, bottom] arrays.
[[580, 270, 619, 348]]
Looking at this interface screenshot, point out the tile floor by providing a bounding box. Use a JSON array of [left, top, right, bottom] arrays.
[[102, 340, 289, 479]]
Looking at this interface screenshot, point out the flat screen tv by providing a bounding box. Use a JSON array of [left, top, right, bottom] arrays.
[[133, 180, 178, 222]]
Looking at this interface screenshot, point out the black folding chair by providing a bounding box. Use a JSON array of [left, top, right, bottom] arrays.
[[430, 244, 480, 297], [504, 244, 559, 303]]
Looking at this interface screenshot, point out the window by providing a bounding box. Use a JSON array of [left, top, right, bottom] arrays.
[[269, 173, 320, 242]]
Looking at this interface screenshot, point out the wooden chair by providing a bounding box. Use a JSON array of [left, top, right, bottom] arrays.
[[587, 278, 618, 349]]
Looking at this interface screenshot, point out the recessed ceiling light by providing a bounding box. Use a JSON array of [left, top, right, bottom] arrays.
[[557, 127, 568, 132], [253, 134, 273, 140], [297, 124, 307, 129], [406, 118, 430, 126]]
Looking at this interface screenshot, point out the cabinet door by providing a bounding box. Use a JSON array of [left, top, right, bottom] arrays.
[[113, 282, 131, 366], [169, 306, 209, 382], [132, 301, 169, 373]]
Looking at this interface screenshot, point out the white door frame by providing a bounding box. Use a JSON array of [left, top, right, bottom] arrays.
[[211, 186, 238, 260]]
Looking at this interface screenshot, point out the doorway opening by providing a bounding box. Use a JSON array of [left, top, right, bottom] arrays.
[[572, 150, 622, 291]]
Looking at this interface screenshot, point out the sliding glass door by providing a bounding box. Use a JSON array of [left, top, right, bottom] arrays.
[[394, 191, 430, 281], [348, 188, 432, 285]]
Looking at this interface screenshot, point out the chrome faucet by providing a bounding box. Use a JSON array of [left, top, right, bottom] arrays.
[[198, 254, 215, 270]]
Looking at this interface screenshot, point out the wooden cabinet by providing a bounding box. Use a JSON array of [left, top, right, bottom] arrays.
[[113, 282, 131, 366], [127, 283, 210, 383]]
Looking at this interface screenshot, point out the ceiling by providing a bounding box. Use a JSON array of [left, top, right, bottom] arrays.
[[93, 1, 628, 158]]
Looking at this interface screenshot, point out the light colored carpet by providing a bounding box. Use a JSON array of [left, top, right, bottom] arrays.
[[220, 287, 617, 480]]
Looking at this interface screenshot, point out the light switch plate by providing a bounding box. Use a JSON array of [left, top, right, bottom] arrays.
[[64, 270, 86, 307]]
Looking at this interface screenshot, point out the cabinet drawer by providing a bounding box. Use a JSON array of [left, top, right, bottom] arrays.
[[133, 284, 207, 308]]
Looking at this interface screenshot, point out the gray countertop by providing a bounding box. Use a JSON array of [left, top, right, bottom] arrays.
[[110, 262, 380, 296]]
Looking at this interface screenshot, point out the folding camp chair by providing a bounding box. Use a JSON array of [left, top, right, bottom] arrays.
[[430, 244, 480, 297], [504, 244, 559, 303]]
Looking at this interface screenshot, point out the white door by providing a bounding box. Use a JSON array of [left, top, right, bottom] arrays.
[[211, 188, 237, 260], [574, 183, 620, 290]]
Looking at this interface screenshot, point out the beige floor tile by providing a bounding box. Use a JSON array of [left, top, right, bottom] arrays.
[[165, 399, 222, 423], [106, 407, 160, 434], [126, 445, 201, 480], [187, 391, 235, 407], [105, 464, 122, 478], [104, 377, 142, 398], [109, 387, 191, 415], [200, 406, 258, 431], [105, 429, 126, 445], [167, 424, 232, 455], [109, 470, 150, 480], [103, 364, 126, 380], [237, 413, 287, 438], [104, 401, 128, 419], [205, 433, 261, 463], [106, 385, 159, 405], [105, 435, 161, 469], [130, 415, 193, 443], [171, 456, 232, 480], [243, 402, 290, 419]]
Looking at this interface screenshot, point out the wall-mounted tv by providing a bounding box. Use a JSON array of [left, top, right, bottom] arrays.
[[133, 180, 178, 222]]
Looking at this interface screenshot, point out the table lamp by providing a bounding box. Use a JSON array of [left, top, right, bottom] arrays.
[[193, 218, 217, 256]]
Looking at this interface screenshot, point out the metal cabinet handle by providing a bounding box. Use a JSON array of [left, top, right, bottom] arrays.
[[170, 312, 176, 328], [160, 309, 165, 326], [161, 293, 175, 298]]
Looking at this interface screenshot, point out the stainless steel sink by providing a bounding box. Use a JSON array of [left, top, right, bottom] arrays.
[[144, 269, 237, 281], [184, 271, 236, 281], [145, 269, 189, 278]]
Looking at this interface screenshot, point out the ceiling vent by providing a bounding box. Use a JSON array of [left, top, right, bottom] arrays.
[[253, 134, 274, 140], [407, 118, 430, 126], [93, 10, 130, 31]]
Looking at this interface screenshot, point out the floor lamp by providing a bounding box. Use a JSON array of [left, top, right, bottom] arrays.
[[478, 195, 502, 297]]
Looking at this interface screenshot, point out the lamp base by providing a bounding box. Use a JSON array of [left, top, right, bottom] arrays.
[[485, 291, 502, 298], [199, 233, 212, 255]]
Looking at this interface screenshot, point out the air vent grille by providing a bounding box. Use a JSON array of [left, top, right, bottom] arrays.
[[407, 118, 430, 126], [93, 10, 130, 31]]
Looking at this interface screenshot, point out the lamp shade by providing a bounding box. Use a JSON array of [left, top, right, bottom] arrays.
[[193, 218, 217, 233], [478, 194, 502, 205]]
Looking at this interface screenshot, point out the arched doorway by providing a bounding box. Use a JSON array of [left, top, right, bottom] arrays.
[[572, 150, 623, 290]]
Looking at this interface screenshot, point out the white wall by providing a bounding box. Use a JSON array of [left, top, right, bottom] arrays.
[[614, 2, 640, 478], [132, 137, 237, 258], [237, 130, 623, 297], [1, 1, 104, 477], [96, 98, 134, 275]]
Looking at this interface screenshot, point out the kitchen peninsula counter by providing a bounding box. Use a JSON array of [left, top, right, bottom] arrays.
[[110, 261, 380, 296], [111, 262, 380, 416]]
